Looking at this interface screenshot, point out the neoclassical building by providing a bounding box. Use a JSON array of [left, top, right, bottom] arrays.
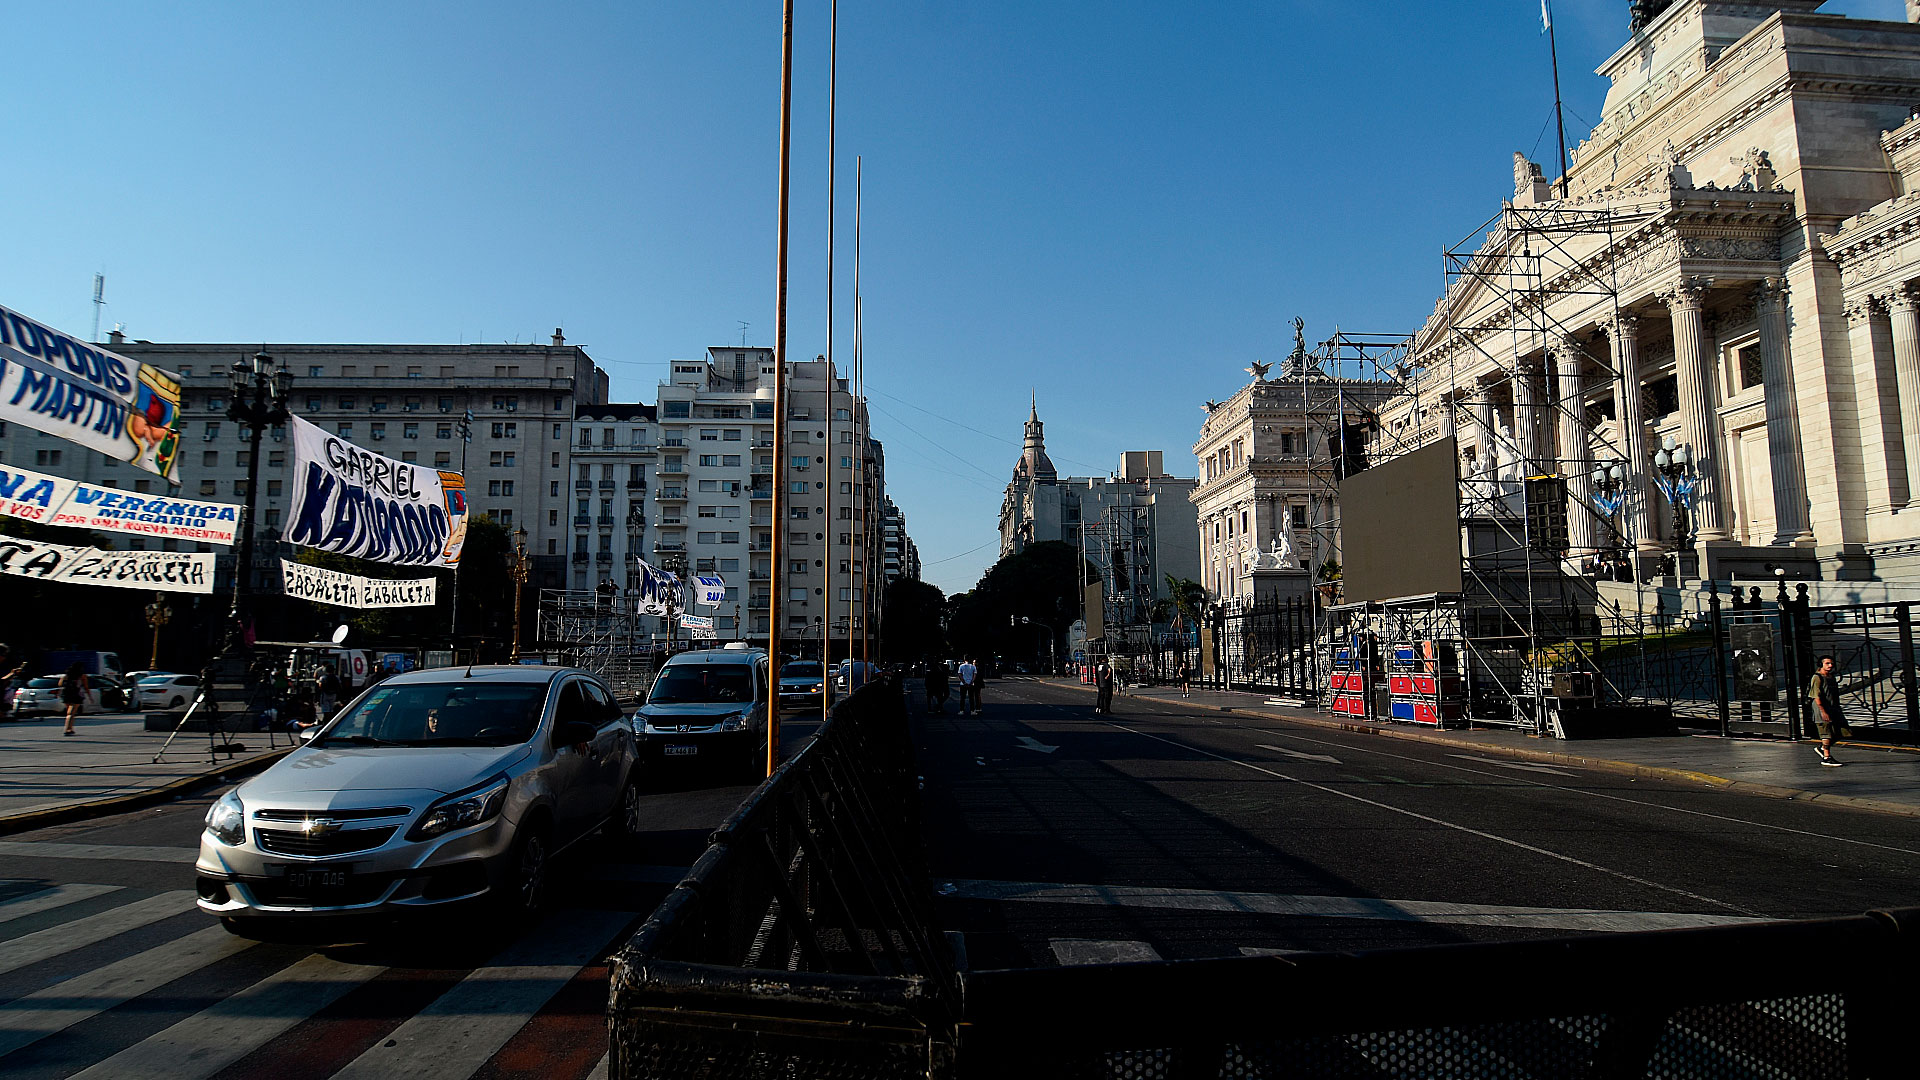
[[1387, 0, 1920, 583]]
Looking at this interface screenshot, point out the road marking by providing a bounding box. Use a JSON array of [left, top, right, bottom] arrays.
[[0, 882, 124, 925], [942, 880, 1763, 933], [0, 924, 252, 1057], [1238, 946, 1308, 957], [1106, 722, 1763, 916], [1448, 753, 1576, 775], [1015, 736, 1058, 754], [0, 841, 196, 864], [586, 1052, 610, 1080], [326, 907, 633, 1080], [68, 951, 384, 1079], [1050, 939, 1162, 966], [1256, 744, 1341, 766], [0, 890, 197, 975]]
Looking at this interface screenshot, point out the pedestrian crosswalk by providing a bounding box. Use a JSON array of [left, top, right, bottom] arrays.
[[0, 878, 652, 1080]]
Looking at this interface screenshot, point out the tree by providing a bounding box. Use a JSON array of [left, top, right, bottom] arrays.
[[881, 578, 946, 662], [1150, 575, 1206, 631], [944, 541, 1092, 667]]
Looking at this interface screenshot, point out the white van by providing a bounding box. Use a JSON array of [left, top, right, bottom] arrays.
[[631, 647, 772, 781]]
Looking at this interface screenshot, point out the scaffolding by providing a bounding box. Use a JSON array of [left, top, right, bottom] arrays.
[[535, 588, 655, 704], [1301, 198, 1671, 731]]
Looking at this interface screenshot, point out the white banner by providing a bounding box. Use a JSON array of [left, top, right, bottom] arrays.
[[633, 557, 680, 616], [280, 559, 438, 608], [0, 460, 238, 544], [0, 304, 187, 482], [678, 613, 713, 630], [693, 572, 727, 606], [284, 415, 467, 567], [0, 536, 214, 593]]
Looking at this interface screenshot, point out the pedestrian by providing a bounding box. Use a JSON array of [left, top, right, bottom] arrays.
[[1095, 659, 1115, 715], [316, 666, 339, 719], [59, 661, 90, 736], [1178, 658, 1192, 698], [1808, 654, 1851, 766], [0, 644, 12, 723], [926, 660, 949, 715], [957, 657, 978, 716]]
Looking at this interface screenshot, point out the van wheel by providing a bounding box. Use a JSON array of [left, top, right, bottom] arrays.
[[500, 822, 549, 918]]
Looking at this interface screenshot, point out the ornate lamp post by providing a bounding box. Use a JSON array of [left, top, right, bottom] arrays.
[[145, 593, 171, 669], [1589, 460, 1629, 580], [508, 526, 530, 661], [1653, 435, 1697, 568], [223, 351, 292, 654]]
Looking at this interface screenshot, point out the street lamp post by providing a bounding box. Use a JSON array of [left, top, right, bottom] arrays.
[[1015, 615, 1056, 675], [223, 351, 292, 655], [508, 526, 530, 661], [1652, 435, 1697, 573], [145, 593, 171, 669], [449, 407, 474, 649], [1589, 460, 1629, 580]]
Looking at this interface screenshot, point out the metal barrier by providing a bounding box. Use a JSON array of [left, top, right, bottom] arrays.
[[607, 673, 959, 1078]]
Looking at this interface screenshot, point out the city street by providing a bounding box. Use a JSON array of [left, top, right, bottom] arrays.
[[921, 679, 1920, 970], [0, 718, 821, 1080]]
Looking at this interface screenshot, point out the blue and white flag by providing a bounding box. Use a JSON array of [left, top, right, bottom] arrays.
[[694, 572, 727, 607], [633, 557, 681, 616]]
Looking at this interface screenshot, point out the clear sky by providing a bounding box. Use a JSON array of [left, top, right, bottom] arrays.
[[0, 0, 1904, 593]]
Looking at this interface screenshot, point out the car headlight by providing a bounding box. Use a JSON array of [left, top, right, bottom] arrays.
[[205, 790, 246, 846], [717, 712, 746, 732], [407, 775, 510, 841]]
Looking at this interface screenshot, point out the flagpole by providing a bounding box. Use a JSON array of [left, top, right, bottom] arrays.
[[1546, 0, 1570, 199]]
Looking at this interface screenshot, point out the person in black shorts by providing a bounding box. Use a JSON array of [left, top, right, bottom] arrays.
[[1808, 655, 1850, 766]]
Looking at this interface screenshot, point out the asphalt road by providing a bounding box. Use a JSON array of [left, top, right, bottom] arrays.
[[0, 717, 822, 1080], [920, 679, 1920, 970]]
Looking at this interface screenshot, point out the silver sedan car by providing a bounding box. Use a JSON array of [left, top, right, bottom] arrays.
[[195, 665, 640, 933]]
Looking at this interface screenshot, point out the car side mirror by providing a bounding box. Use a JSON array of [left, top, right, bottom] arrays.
[[555, 719, 596, 747], [299, 729, 316, 743]]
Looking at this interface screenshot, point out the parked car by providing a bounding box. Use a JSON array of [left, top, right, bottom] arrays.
[[11, 676, 104, 715], [124, 669, 177, 685], [632, 645, 771, 780], [136, 674, 201, 710], [195, 665, 640, 933], [777, 660, 833, 713]]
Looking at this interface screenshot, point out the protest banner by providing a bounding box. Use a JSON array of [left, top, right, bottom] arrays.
[[280, 559, 438, 609], [0, 460, 239, 544], [678, 613, 714, 630], [0, 304, 186, 481], [693, 572, 727, 606], [0, 537, 214, 593], [633, 557, 680, 616], [284, 415, 467, 567]]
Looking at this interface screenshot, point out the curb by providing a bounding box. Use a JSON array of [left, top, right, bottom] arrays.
[[0, 748, 293, 838], [1032, 679, 1920, 821]]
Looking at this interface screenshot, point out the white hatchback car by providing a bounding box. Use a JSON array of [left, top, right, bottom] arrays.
[[136, 674, 200, 710], [196, 666, 640, 932], [10, 677, 102, 716]]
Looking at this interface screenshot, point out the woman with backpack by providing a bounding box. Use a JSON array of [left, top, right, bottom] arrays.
[[59, 662, 90, 736]]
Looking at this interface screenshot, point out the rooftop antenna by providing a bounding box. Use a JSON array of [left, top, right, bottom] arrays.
[[91, 273, 105, 343], [738, 321, 750, 346]]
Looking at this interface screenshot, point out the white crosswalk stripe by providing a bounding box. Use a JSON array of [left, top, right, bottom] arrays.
[[68, 951, 384, 1080], [0, 924, 253, 1057], [0, 841, 197, 864], [0, 882, 124, 926], [586, 1052, 611, 1080], [1050, 939, 1162, 966], [327, 907, 633, 1080], [0, 890, 197, 976]]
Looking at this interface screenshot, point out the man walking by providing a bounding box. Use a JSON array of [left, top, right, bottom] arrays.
[[1094, 659, 1115, 715], [957, 658, 978, 716], [1808, 655, 1849, 766]]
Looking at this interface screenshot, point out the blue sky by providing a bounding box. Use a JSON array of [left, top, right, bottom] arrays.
[[0, 0, 1904, 593]]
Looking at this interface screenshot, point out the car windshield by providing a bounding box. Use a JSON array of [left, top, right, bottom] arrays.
[[317, 682, 549, 747], [26, 678, 58, 689], [648, 666, 753, 704], [781, 662, 821, 679], [139, 676, 176, 685]]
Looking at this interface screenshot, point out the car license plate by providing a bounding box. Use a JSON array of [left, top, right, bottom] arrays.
[[286, 867, 350, 889], [664, 745, 698, 757]]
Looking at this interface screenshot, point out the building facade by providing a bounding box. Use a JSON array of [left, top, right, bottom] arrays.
[[1379, 0, 1920, 584], [881, 496, 921, 585], [0, 331, 607, 594]]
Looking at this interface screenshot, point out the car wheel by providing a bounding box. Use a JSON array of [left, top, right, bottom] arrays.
[[501, 823, 550, 918], [170, 696, 184, 708], [610, 774, 646, 840]]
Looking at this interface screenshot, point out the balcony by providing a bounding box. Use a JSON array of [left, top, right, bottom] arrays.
[[571, 552, 589, 565], [659, 464, 687, 475], [598, 515, 616, 527], [626, 479, 647, 491], [663, 438, 687, 448], [573, 515, 591, 527], [749, 570, 770, 581], [574, 481, 592, 492], [654, 542, 686, 552], [598, 479, 616, 491], [595, 551, 614, 563], [749, 488, 772, 501], [655, 489, 686, 502]]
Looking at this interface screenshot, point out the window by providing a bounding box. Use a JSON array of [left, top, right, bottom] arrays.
[[789, 588, 809, 601], [794, 455, 810, 468], [370, 423, 386, 440], [720, 531, 739, 543], [306, 396, 323, 412], [237, 450, 252, 468], [268, 479, 282, 497], [199, 480, 217, 497], [440, 367, 454, 379], [487, 481, 515, 496], [341, 366, 357, 377], [720, 506, 740, 519], [268, 450, 284, 468], [699, 479, 720, 492], [492, 395, 518, 411], [1291, 505, 1308, 529], [790, 481, 809, 493], [840, 482, 852, 494], [435, 451, 451, 466], [371, 396, 388, 412], [578, 464, 591, 480], [404, 423, 419, 439], [265, 509, 280, 528], [789, 560, 808, 574], [204, 422, 220, 440], [753, 402, 775, 419], [699, 455, 719, 467], [408, 366, 422, 378], [552, 452, 561, 468], [489, 451, 516, 467], [438, 396, 454, 412], [698, 531, 718, 544], [550, 480, 561, 497], [1738, 344, 1764, 391], [791, 507, 809, 519], [203, 450, 219, 467], [1281, 432, 1295, 454], [724, 429, 742, 441], [401, 451, 418, 463], [700, 428, 719, 441], [720, 559, 740, 572], [663, 401, 691, 418], [554, 423, 564, 440], [307, 365, 324, 377], [840, 456, 853, 469], [438, 423, 453, 439], [496, 509, 513, 526], [548, 539, 558, 555], [699, 505, 719, 518], [339, 396, 356, 410], [492, 422, 517, 438], [234, 479, 249, 496], [790, 531, 809, 545], [720, 454, 740, 467], [549, 509, 559, 527], [336, 423, 352, 438]]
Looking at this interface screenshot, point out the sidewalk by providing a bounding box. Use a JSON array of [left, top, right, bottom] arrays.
[[1035, 678, 1920, 819], [0, 712, 291, 834]]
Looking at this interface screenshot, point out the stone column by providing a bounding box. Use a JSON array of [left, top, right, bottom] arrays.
[[1472, 394, 1496, 481], [1886, 284, 1920, 505], [1851, 296, 1908, 511], [1553, 335, 1598, 554], [1610, 315, 1658, 554], [1660, 277, 1730, 542], [1513, 358, 1543, 475], [1436, 392, 1456, 443], [1755, 279, 1813, 544]]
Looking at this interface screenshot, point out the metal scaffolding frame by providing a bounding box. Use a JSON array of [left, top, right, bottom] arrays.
[[535, 588, 654, 703]]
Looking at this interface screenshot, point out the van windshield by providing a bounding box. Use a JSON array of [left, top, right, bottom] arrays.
[[649, 666, 753, 704]]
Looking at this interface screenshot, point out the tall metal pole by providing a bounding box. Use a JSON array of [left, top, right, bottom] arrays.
[[766, 0, 794, 777], [847, 156, 860, 674], [825, 0, 838, 730], [856, 158, 871, 667], [223, 351, 287, 656], [449, 406, 472, 653], [1546, 0, 1570, 199]]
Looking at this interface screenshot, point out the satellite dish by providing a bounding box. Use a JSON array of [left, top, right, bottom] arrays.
[[330, 624, 350, 645]]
